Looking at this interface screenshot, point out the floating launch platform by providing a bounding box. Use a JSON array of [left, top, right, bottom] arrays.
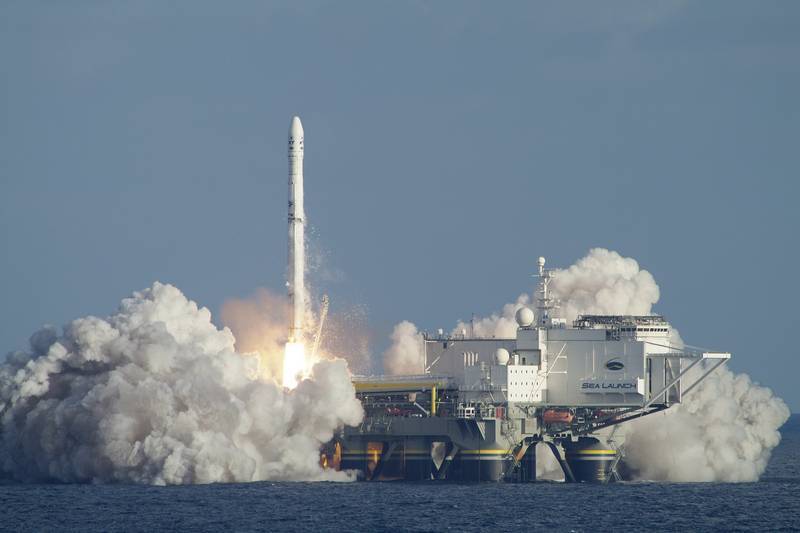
[[324, 258, 730, 482]]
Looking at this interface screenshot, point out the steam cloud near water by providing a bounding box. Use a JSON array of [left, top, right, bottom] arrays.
[[383, 248, 790, 482], [0, 283, 363, 484]]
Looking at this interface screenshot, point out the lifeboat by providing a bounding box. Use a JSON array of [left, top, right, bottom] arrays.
[[542, 409, 574, 424]]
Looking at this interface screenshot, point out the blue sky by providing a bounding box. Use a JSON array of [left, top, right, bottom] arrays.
[[1, 1, 798, 409]]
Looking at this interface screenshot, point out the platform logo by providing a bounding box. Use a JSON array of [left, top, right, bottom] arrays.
[[579, 377, 645, 395], [605, 358, 625, 371]]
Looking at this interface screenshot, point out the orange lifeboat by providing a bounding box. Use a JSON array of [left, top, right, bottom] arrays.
[[542, 409, 574, 424]]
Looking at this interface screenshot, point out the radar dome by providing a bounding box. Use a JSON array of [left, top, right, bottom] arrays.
[[495, 348, 510, 365], [515, 307, 534, 327]]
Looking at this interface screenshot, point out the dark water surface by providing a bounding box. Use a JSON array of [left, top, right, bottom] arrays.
[[2, 416, 798, 532]]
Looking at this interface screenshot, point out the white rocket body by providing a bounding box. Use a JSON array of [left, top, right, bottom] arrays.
[[288, 116, 305, 343]]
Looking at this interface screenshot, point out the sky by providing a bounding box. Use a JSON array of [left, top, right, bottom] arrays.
[[1, 1, 798, 410]]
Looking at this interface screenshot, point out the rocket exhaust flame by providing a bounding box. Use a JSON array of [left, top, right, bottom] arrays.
[[283, 341, 306, 389]]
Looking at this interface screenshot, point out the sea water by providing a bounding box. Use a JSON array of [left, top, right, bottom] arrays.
[[1, 415, 798, 532]]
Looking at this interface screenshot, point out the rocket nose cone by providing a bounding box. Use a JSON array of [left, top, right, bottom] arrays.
[[289, 116, 304, 137]]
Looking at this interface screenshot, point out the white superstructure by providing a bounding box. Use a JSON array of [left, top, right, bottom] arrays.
[[422, 258, 730, 414]]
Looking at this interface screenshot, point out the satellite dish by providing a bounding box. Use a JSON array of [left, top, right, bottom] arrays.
[[515, 307, 534, 327], [495, 348, 510, 365]]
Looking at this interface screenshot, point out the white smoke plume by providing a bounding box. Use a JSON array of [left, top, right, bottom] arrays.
[[383, 321, 424, 375], [454, 295, 531, 339], [0, 283, 363, 484], [382, 247, 790, 481], [549, 248, 660, 323], [618, 365, 789, 482]]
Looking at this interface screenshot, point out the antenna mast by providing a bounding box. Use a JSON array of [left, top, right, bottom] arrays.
[[534, 256, 558, 328]]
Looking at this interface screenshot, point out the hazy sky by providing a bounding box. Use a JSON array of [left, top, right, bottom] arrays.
[[1, 1, 798, 409]]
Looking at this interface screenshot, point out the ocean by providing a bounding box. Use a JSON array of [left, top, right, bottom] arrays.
[[1, 415, 798, 532]]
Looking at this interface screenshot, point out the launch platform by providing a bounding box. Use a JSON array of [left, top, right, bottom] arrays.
[[324, 258, 730, 482]]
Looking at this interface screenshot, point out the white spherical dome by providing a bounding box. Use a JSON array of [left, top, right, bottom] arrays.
[[515, 307, 535, 327], [494, 348, 510, 365], [538, 256, 546, 267]]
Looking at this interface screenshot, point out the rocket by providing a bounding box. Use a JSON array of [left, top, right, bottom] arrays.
[[287, 116, 305, 343]]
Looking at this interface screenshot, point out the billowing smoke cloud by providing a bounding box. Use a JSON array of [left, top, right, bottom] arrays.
[[454, 295, 531, 339], [549, 248, 660, 323], [383, 321, 424, 375], [618, 365, 789, 482], [0, 283, 363, 484], [382, 247, 789, 481]]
